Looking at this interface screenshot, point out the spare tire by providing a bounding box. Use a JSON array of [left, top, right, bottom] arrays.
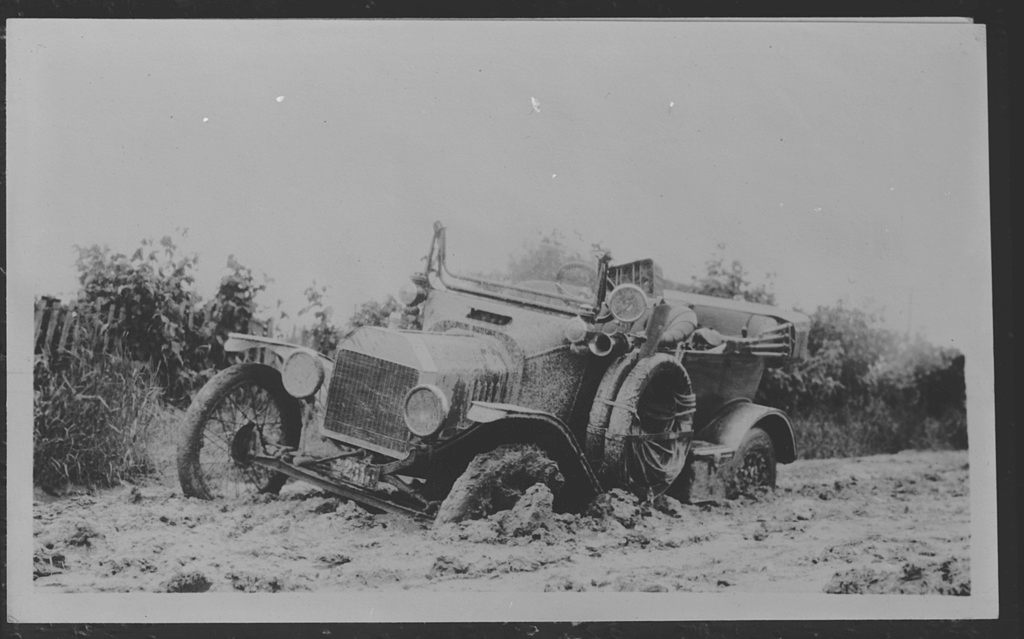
[[603, 353, 696, 498], [585, 352, 641, 472]]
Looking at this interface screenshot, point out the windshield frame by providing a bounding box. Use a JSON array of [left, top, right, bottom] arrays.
[[424, 222, 605, 319]]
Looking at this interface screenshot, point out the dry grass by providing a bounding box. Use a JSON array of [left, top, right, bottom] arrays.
[[33, 347, 163, 491]]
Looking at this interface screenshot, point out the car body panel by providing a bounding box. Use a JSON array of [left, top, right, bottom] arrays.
[[196, 221, 808, 516]]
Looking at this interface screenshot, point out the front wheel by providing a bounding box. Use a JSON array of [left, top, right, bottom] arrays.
[[177, 363, 301, 499], [720, 428, 777, 499], [434, 443, 564, 525]]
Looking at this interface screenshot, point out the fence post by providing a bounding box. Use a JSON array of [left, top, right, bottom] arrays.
[[70, 309, 83, 354], [34, 299, 48, 348], [104, 304, 117, 352], [115, 306, 127, 352], [91, 299, 104, 350], [58, 310, 75, 354], [43, 305, 62, 357]]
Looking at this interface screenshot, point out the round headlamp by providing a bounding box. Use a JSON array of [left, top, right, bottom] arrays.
[[281, 350, 325, 398], [403, 384, 450, 438], [606, 283, 648, 323]]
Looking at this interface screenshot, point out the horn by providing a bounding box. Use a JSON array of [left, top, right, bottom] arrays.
[[589, 332, 627, 357]]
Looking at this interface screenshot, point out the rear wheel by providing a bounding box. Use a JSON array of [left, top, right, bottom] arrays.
[[721, 428, 776, 498], [177, 363, 301, 500]]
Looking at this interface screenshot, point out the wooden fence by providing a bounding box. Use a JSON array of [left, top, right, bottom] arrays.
[[35, 297, 307, 358], [35, 297, 122, 357]]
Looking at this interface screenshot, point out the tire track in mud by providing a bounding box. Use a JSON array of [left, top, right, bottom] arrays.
[[32, 449, 970, 595]]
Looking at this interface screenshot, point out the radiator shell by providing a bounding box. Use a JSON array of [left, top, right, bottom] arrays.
[[321, 326, 513, 458]]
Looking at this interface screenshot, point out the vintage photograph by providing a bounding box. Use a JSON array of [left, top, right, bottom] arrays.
[[7, 18, 996, 622]]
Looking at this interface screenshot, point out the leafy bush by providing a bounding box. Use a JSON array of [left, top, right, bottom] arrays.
[[688, 245, 776, 305], [295, 284, 421, 357], [73, 235, 267, 403], [757, 304, 966, 457], [504, 229, 590, 282], [33, 345, 161, 491], [75, 237, 205, 399], [298, 283, 343, 356], [202, 254, 270, 370], [758, 303, 899, 412], [348, 294, 419, 331]]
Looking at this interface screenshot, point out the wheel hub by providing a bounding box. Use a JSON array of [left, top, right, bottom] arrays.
[[230, 421, 259, 466]]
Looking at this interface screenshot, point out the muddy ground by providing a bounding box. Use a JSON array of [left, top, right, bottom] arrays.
[[33, 449, 970, 595]]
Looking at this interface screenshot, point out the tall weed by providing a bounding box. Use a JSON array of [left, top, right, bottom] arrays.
[[33, 345, 161, 491]]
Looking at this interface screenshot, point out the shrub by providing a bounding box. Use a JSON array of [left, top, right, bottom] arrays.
[[504, 229, 588, 282], [689, 273, 967, 456], [689, 245, 776, 305], [33, 345, 161, 491], [758, 303, 900, 412], [347, 295, 419, 331], [74, 237, 205, 401], [765, 307, 967, 458], [200, 254, 271, 373], [73, 235, 268, 403], [298, 283, 343, 356]]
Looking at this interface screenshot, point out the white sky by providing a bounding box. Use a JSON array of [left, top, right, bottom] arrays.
[[7, 19, 990, 347]]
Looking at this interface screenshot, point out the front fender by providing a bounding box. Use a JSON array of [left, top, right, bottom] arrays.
[[224, 332, 331, 361], [694, 400, 797, 463], [436, 401, 602, 503], [224, 333, 334, 407], [465, 402, 557, 424]]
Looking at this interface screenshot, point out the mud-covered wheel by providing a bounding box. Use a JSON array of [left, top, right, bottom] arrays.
[[178, 363, 301, 500], [721, 428, 777, 498], [585, 352, 641, 470], [434, 443, 565, 525], [603, 353, 696, 497]]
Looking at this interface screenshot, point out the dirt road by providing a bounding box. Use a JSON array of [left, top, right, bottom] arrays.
[[32, 449, 970, 595]]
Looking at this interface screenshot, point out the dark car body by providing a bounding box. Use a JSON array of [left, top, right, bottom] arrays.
[[195, 222, 810, 518]]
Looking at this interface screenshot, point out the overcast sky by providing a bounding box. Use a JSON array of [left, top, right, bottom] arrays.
[[7, 19, 990, 347]]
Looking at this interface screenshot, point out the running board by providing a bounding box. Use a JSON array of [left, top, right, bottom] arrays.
[[255, 457, 432, 521]]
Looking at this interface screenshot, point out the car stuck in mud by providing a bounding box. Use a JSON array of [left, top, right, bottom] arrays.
[[176, 221, 810, 524]]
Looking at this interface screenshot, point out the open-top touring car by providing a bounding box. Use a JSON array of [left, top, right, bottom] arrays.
[[177, 222, 809, 522]]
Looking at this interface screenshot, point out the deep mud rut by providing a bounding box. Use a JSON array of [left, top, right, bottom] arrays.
[[32, 450, 970, 595]]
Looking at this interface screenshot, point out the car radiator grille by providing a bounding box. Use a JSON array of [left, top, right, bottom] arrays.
[[322, 351, 419, 456]]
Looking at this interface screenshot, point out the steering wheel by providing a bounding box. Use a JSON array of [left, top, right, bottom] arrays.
[[555, 261, 599, 289]]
